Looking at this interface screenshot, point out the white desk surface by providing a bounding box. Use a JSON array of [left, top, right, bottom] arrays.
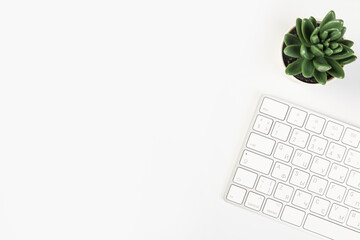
[[1, 1, 360, 239]]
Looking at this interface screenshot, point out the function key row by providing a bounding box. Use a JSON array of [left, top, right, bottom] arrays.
[[259, 97, 360, 148]]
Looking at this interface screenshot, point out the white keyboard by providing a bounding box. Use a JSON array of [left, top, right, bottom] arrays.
[[225, 96, 360, 240]]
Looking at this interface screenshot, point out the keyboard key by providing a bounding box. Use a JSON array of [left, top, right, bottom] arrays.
[[347, 170, 360, 190], [280, 206, 305, 226], [342, 128, 360, 148], [256, 176, 276, 195], [273, 143, 293, 162], [291, 150, 312, 169], [274, 183, 294, 202], [233, 168, 258, 188], [289, 169, 309, 188], [326, 142, 346, 162], [326, 183, 346, 202], [310, 157, 330, 176], [272, 162, 291, 181], [329, 204, 348, 223], [271, 122, 291, 141], [240, 150, 274, 174], [308, 135, 328, 155], [310, 197, 330, 216], [308, 176, 328, 195], [345, 149, 360, 169], [328, 163, 349, 183], [305, 114, 325, 134], [287, 107, 307, 127], [263, 199, 283, 218], [324, 121, 344, 141], [304, 214, 360, 240], [289, 129, 310, 148], [345, 190, 360, 209], [253, 115, 273, 135], [292, 190, 312, 209], [247, 133, 275, 155], [347, 211, 360, 230], [245, 192, 264, 211], [260, 97, 289, 120], [227, 185, 246, 204]]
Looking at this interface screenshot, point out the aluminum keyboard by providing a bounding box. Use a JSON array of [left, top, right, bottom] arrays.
[[225, 96, 360, 240]]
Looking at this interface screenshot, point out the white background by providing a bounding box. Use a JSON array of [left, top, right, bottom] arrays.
[[1, 0, 360, 239]]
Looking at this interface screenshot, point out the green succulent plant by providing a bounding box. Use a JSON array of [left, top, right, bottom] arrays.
[[283, 10, 357, 84]]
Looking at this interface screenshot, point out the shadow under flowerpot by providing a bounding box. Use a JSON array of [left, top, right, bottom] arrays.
[[282, 26, 333, 84]]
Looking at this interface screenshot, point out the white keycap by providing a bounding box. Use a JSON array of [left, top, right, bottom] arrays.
[[247, 133, 275, 155], [256, 176, 275, 195], [263, 199, 283, 218], [240, 150, 274, 174], [280, 206, 305, 226], [324, 121, 344, 141], [289, 129, 310, 148], [253, 115, 273, 135], [227, 185, 246, 204], [274, 183, 294, 202], [310, 197, 330, 216], [292, 190, 312, 209], [342, 128, 360, 148], [289, 169, 309, 188], [347, 170, 360, 190], [260, 97, 289, 120], [272, 162, 291, 181], [308, 135, 328, 155], [326, 183, 346, 202], [273, 143, 293, 162], [292, 150, 312, 169], [304, 214, 360, 240], [328, 163, 349, 183], [345, 190, 360, 209], [310, 157, 330, 176], [347, 211, 360, 230], [233, 168, 258, 188], [329, 204, 348, 223], [305, 114, 325, 134], [271, 122, 291, 141], [308, 176, 328, 195], [326, 142, 346, 162], [344, 149, 360, 169], [245, 192, 264, 211], [287, 107, 307, 127]]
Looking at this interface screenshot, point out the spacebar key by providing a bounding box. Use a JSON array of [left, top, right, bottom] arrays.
[[304, 214, 360, 240]]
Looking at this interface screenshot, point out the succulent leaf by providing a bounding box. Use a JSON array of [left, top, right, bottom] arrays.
[[329, 30, 342, 41], [338, 39, 354, 47], [296, 18, 307, 45], [302, 58, 315, 77], [300, 45, 315, 60], [309, 16, 317, 27], [313, 57, 332, 72], [302, 19, 314, 44], [320, 20, 344, 33], [311, 45, 324, 57], [330, 44, 354, 60], [284, 45, 301, 58], [326, 58, 345, 78], [284, 34, 301, 46], [337, 55, 357, 65], [285, 58, 304, 75], [324, 48, 333, 56], [320, 31, 329, 40], [339, 27, 346, 39], [316, 44, 324, 50], [319, 10, 336, 29], [333, 44, 343, 54], [314, 70, 327, 85], [310, 27, 320, 44], [330, 42, 339, 49]]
